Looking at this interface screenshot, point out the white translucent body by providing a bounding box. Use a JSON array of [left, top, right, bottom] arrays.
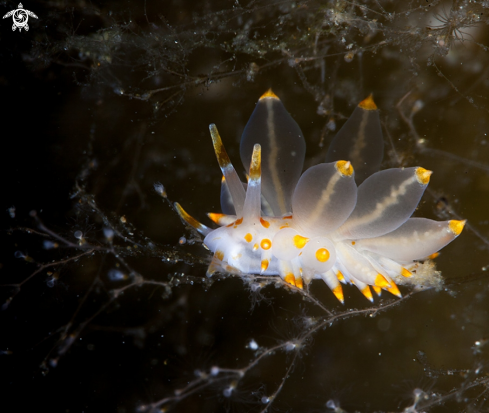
[[177, 92, 464, 303]]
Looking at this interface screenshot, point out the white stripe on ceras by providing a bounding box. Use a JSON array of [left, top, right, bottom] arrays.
[[265, 98, 287, 215], [307, 171, 342, 226], [351, 173, 417, 228], [348, 109, 369, 168]]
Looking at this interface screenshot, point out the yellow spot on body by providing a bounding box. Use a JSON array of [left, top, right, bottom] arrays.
[[358, 94, 377, 110], [261, 239, 272, 250], [332, 285, 344, 303], [260, 217, 270, 228], [215, 250, 224, 261], [401, 267, 412, 278], [335, 160, 354, 177], [208, 213, 225, 224], [284, 273, 296, 286], [293, 235, 309, 249], [374, 274, 391, 288], [295, 277, 304, 289], [261, 259, 269, 272], [259, 88, 279, 100], [315, 248, 330, 262], [244, 233, 253, 243], [372, 285, 382, 295], [449, 219, 466, 236], [415, 167, 432, 185], [361, 286, 373, 301], [336, 271, 345, 282], [386, 281, 402, 298], [351, 241, 356, 245], [253, 243, 259, 251]]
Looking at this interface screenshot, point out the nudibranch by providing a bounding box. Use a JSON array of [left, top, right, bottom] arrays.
[[174, 90, 465, 303]]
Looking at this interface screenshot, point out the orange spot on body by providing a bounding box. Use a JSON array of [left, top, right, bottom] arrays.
[[259, 217, 270, 228], [315, 248, 330, 262], [244, 233, 253, 243], [283, 215, 293, 219], [260, 239, 272, 250], [215, 250, 224, 261]]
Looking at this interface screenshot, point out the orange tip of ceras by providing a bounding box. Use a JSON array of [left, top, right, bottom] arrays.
[[259, 88, 279, 100], [372, 285, 382, 296], [209, 124, 232, 169], [361, 286, 374, 302], [385, 280, 402, 298], [358, 93, 377, 110], [374, 274, 391, 288], [207, 212, 226, 224], [332, 285, 344, 304], [336, 160, 354, 177], [174, 202, 208, 234], [284, 273, 296, 287], [415, 167, 432, 185], [449, 219, 466, 236], [336, 270, 346, 283]]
